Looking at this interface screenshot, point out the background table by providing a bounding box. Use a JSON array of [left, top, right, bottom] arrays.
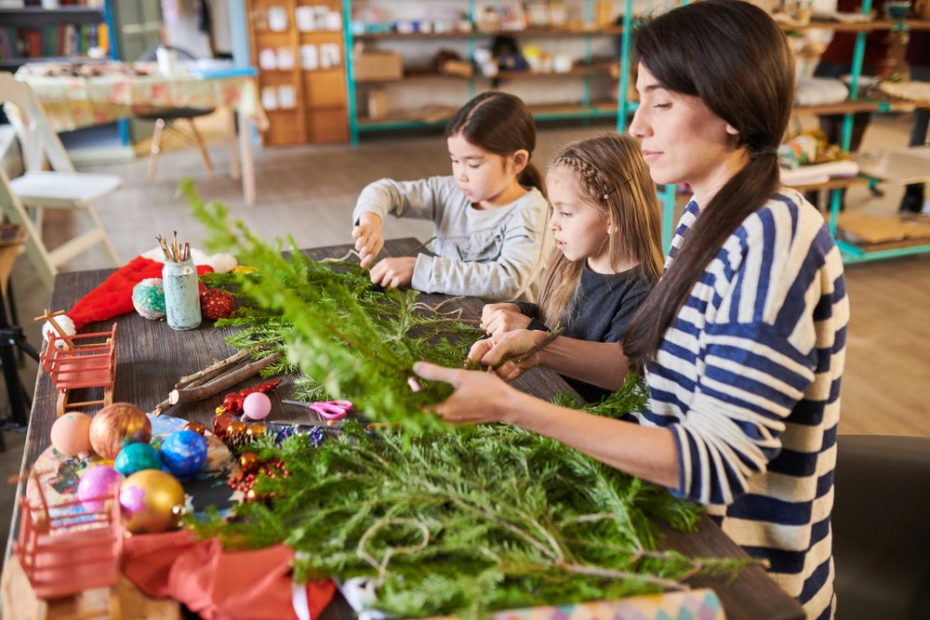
[[6, 238, 804, 620], [12, 62, 267, 206]]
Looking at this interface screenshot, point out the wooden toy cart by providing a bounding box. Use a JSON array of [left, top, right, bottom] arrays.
[[13, 470, 123, 616], [36, 311, 118, 417]]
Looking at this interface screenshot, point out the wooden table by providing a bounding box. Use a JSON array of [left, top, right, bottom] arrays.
[[6, 238, 804, 620]]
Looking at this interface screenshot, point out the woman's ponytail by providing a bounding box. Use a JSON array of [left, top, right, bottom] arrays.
[[623, 152, 780, 365]]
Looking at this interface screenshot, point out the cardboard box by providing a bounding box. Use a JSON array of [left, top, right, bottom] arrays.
[[354, 51, 404, 81], [367, 88, 389, 120]]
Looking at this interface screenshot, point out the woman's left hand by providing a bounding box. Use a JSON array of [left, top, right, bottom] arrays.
[[370, 257, 416, 288], [413, 361, 517, 425]]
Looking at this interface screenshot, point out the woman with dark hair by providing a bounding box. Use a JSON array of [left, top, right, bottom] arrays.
[[414, 2, 846, 618]]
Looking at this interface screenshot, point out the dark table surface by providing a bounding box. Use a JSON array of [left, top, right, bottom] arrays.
[[8, 238, 804, 620]]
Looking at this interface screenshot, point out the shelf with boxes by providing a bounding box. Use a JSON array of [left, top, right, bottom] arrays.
[[344, 0, 625, 143], [246, 0, 348, 145]]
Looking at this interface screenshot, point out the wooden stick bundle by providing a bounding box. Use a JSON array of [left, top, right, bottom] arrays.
[[169, 353, 282, 406], [152, 348, 279, 416]]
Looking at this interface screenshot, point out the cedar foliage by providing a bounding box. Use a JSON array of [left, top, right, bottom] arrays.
[[195, 384, 749, 618]]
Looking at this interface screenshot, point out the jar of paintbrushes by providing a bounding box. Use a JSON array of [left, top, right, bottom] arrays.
[[158, 232, 201, 330]]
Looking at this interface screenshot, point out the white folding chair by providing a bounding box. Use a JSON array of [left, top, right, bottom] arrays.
[[0, 71, 121, 290]]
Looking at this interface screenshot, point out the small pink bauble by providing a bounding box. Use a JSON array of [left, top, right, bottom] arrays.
[[50, 412, 93, 456], [241, 392, 271, 420], [77, 466, 124, 512]]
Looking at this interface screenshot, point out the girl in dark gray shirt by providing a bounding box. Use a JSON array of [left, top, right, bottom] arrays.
[[480, 134, 664, 401]]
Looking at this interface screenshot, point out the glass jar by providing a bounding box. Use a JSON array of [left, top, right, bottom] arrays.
[[162, 258, 202, 330]]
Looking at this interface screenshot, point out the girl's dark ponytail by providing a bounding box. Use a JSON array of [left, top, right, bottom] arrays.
[[519, 162, 546, 195]]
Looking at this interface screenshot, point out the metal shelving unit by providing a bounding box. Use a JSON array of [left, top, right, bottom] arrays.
[[342, 0, 624, 145]]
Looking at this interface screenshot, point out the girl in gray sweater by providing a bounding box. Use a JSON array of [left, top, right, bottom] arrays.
[[351, 92, 553, 302]]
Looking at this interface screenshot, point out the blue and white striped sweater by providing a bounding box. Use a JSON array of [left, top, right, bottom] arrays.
[[636, 190, 847, 619]]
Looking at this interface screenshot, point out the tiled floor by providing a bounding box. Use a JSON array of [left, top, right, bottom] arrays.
[[2, 113, 929, 554]]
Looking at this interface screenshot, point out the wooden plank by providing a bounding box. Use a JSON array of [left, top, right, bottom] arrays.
[[786, 176, 869, 192], [7, 238, 803, 620]]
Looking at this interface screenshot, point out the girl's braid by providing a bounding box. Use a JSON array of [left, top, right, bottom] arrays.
[[552, 153, 613, 202]]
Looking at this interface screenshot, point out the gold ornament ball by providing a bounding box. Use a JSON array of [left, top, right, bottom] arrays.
[[119, 470, 186, 534], [89, 403, 152, 460], [239, 451, 259, 471], [227, 420, 246, 436], [185, 421, 206, 435], [246, 423, 265, 438]]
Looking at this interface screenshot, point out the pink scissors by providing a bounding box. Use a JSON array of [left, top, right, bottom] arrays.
[[282, 399, 353, 420]]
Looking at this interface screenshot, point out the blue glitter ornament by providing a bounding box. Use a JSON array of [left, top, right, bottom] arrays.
[[160, 429, 208, 476], [114, 443, 163, 477]]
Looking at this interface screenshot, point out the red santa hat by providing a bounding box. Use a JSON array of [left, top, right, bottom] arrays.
[[41, 250, 237, 340]]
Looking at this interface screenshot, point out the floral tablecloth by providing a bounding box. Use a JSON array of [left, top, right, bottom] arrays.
[[13, 62, 268, 132]]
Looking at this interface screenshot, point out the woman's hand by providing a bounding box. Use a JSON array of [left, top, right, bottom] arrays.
[[468, 329, 550, 381], [413, 362, 518, 424], [480, 303, 531, 338], [352, 213, 385, 268], [370, 257, 416, 288]]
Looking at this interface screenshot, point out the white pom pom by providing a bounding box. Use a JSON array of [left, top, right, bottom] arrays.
[[189, 247, 210, 265], [42, 315, 76, 347], [204, 253, 237, 274]]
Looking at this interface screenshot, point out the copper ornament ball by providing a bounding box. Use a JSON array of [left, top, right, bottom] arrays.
[[89, 402, 152, 460]]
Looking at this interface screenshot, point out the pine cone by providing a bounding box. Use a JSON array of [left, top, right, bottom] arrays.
[[202, 289, 236, 320]]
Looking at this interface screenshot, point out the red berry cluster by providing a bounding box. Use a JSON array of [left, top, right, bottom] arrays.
[[228, 456, 288, 501], [201, 288, 236, 321]]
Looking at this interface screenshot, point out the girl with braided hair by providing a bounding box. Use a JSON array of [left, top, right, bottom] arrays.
[[480, 134, 663, 402], [415, 2, 846, 617]]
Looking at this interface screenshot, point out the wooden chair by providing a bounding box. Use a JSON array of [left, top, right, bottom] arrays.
[[0, 72, 121, 290], [134, 45, 216, 181]]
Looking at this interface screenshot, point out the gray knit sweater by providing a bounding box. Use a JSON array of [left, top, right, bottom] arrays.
[[352, 176, 553, 301]]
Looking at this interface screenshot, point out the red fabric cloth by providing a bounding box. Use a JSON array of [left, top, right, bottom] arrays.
[[122, 530, 335, 620], [69, 256, 214, 331]]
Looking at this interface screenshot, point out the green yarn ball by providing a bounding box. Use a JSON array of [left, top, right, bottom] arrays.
[[132, 278, 167, 320]]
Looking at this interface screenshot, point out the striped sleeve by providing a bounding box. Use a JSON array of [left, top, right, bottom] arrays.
[[668, 199, 823, 505], [670, 320, 817, 504]]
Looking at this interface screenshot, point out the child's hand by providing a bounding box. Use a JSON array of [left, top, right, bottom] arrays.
[[480, 303, 531, 337], [467, 329, 549, 381], [352, 213, 385, 268], [370, 257, 416, 289]]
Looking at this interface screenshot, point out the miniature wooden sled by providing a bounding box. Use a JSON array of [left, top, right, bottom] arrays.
[[35, 310, 118, 417]]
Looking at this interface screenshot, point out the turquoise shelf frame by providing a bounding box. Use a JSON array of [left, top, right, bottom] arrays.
[[343, 0, 623, 143], [342, 0, 930, 263]]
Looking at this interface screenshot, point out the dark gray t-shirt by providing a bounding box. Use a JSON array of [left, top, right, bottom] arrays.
[[516, 264, 653, 402]]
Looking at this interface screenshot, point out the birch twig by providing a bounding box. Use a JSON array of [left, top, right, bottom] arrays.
[[169, 353, 283, 406], [175, 347, 256, 388]]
